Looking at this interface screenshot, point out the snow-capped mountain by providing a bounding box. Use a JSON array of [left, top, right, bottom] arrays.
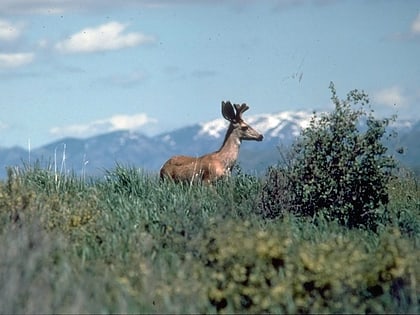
[[197, 111, 314, 140], [0, 111, 419, 179], [158, 110, 316, 156]]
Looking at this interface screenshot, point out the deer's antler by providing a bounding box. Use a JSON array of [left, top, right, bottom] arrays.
[[234, 103, 249, 122]]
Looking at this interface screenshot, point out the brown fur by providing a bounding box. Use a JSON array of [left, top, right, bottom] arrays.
[[160, 101, 263, 183]]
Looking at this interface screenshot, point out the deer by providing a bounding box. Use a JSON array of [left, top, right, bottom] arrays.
[[160, 101, 263, 184]]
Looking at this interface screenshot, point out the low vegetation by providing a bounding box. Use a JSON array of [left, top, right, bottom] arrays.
[[0, 85, 419, 313]]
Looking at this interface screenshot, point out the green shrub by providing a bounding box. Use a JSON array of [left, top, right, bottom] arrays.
[[203, 220, 419, 314], [260, 83, 397, 229], [258, 166, 293, 219], [386, 170, 420, 237]]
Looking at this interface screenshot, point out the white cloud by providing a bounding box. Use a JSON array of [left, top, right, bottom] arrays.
[[387, 12, 420, 41], [0, 19, 24, 41], [49, 113, 157, 138], [109, 114, 157, 130], [55, 21, 155, 53], [0, 53, 34, 68], [373, 86, 408, 108], [411, 12, 420, 35]]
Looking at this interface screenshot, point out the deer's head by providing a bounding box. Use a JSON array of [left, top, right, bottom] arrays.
[[221, 101, 263, 142]]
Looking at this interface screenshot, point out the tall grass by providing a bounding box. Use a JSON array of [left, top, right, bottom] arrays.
[[0, 164, 418, 313]]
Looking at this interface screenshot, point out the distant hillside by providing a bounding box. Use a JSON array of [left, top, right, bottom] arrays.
[[0, 111, 418, 179]]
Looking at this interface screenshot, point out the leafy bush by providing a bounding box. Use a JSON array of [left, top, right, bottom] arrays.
[[386, 170, 420, 237], [258, 166, 292, 219], [203, 219, 419, 314], [260, 83, 397, 229]]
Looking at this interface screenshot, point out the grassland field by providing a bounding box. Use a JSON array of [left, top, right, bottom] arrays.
[[0, 163, 419, 313]]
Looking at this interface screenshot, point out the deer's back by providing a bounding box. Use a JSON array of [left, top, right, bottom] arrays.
[[160, 154, 225, 182]]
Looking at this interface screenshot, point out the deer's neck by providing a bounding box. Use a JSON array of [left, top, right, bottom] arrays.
[[216, 124, 241, 171]]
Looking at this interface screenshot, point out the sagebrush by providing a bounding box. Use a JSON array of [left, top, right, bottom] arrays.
[[260, 82, 397, 230]]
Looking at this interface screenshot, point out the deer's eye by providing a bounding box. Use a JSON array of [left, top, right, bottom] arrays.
[[241, 126, 248, 131]]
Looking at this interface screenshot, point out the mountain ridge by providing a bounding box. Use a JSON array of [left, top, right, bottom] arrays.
[[1, 111, 419, 179]]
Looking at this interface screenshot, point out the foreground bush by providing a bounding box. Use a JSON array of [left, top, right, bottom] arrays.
[[204, 219, 419, 313], [260, 83, 397, 230]]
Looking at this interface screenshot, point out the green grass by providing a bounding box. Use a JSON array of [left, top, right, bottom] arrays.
[[0, 164, 419, 313]]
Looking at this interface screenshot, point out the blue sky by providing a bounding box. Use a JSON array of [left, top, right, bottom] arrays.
[[1, 0, 419, 148]]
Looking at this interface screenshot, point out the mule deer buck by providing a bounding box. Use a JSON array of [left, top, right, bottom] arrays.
[[160, 101, 263, 183]]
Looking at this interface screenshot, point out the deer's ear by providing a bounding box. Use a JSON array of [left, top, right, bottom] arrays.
[[222, 101, 236, 122]]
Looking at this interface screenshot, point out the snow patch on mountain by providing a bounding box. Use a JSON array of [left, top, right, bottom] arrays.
[[197, 110, 314, 139]]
